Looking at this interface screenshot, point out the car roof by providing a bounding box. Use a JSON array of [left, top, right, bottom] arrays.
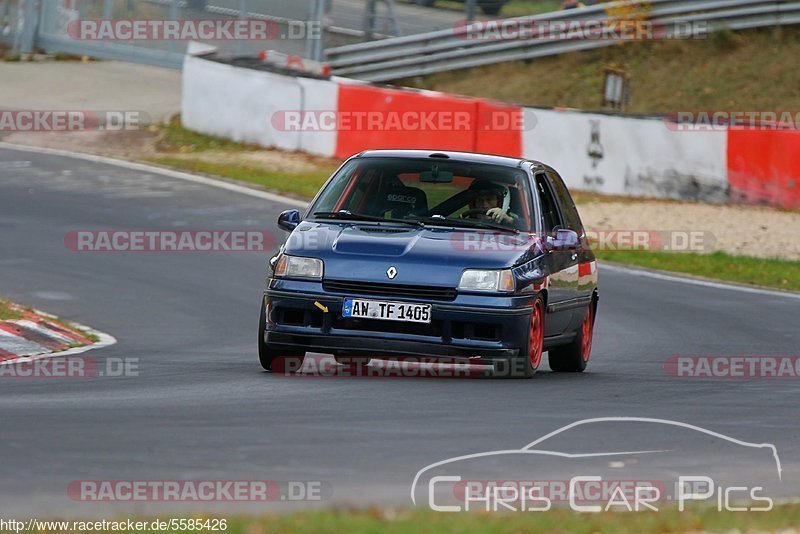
[[354, 149, 546, 170]]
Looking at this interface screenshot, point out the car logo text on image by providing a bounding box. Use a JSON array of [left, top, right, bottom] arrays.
[[429, 476, 773, 513], [412, 417, 781, 513]]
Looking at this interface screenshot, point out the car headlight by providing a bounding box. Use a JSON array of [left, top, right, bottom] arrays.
[[274, 254, 323, 280], [458, 269, 515, 292]]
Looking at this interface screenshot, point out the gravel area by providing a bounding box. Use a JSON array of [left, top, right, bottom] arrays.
[[577, 201, 800, 261]]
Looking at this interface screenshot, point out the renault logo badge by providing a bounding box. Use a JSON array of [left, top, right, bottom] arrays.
[[387, 266, 398, 279]]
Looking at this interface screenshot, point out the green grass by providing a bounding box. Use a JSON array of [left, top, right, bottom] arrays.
[[401, 26, 800, 113], [225, 506, 800, 533], [144, 156, 331, 199], [0, 300, 23, 321], [72, 327, 100, 344], [46, 505, 800, 533], [148, 120, 336, 198], [595, 250, 800, 292], [240, 505, 800, 533], [155, 119, 263, 154]]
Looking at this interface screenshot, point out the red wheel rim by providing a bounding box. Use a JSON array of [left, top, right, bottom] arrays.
[[529, 300, 544, 369], [581, 306, 594, 362]]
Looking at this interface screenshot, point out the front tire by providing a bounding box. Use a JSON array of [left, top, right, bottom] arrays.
[[258, 300, 305, 373], [548, 301, 595, 372], [493, 296, 544, 378]]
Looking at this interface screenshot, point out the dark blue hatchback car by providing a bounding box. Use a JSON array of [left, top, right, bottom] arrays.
[[259, 150, 598, 378]]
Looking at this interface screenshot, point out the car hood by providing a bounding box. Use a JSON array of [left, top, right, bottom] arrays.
[[283, 221, 542, 286]]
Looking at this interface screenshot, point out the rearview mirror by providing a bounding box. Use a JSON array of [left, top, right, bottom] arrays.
[[277, 209, 301, 232], [420, 170, 454, 183]]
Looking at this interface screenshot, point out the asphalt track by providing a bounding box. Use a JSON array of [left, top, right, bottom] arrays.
[[0, 145, 799, 517]]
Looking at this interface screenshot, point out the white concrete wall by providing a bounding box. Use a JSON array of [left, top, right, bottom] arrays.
[[522, 109, 729, 201], [182, 55, 338, 157]]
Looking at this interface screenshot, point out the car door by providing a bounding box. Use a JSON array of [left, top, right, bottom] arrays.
[[533, 172, 578, 335], [546, 169, 594, 326]]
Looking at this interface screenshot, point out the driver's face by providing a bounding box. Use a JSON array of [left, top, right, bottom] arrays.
[[475, 192, 499, 210]]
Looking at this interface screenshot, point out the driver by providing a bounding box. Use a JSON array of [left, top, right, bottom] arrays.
[[465, 180, 518, 226]]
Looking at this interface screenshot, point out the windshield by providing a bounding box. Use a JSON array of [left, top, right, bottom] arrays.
[[309, 157, 534, 231]]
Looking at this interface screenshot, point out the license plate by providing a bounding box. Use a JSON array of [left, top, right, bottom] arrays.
[[342, 298, 431, 324]]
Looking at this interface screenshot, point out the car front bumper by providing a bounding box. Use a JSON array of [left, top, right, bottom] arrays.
[[263, 279, 536, 364]]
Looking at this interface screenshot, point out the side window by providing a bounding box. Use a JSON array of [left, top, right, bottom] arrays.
[[546, 170, 584, 234], [534, 173, 562, 233]]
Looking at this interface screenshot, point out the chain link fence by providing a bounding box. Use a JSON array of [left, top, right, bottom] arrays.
[[1, 0, 507, 68], [3, 0, 332, 67]]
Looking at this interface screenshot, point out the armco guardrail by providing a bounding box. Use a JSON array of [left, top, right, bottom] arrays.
[[325, 0, 800, 81]]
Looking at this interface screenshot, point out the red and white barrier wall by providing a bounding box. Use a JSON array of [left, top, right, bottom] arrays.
[[182, 53, 799, 208], [728, 129, 800, 209]]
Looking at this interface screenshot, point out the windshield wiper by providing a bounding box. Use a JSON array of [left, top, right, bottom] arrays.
[[417, 216, 519, 233], [312, 211, 424, 228]]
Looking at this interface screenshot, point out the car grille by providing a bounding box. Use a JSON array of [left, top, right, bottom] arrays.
[[323, 280, 457, 301]]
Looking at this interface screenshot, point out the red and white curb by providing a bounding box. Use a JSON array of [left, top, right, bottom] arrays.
[[0, 306, 116, 365]]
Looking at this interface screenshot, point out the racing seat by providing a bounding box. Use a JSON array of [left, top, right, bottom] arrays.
[[384, 186, 429, 219]]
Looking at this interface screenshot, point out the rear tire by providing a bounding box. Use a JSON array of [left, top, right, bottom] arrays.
[[493, 296, 544, 378], [548, 301, 595, 372], [258, 300, 305, 373]]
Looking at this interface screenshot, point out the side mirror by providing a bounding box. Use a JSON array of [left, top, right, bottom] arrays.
[[277, 209, 301, 232], [548, 229, 580, 251]]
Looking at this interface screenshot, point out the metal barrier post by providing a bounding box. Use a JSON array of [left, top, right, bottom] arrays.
[[364, 0, 376, 41], [466, 0, 477, 22], [307, 0, 326, 61]]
